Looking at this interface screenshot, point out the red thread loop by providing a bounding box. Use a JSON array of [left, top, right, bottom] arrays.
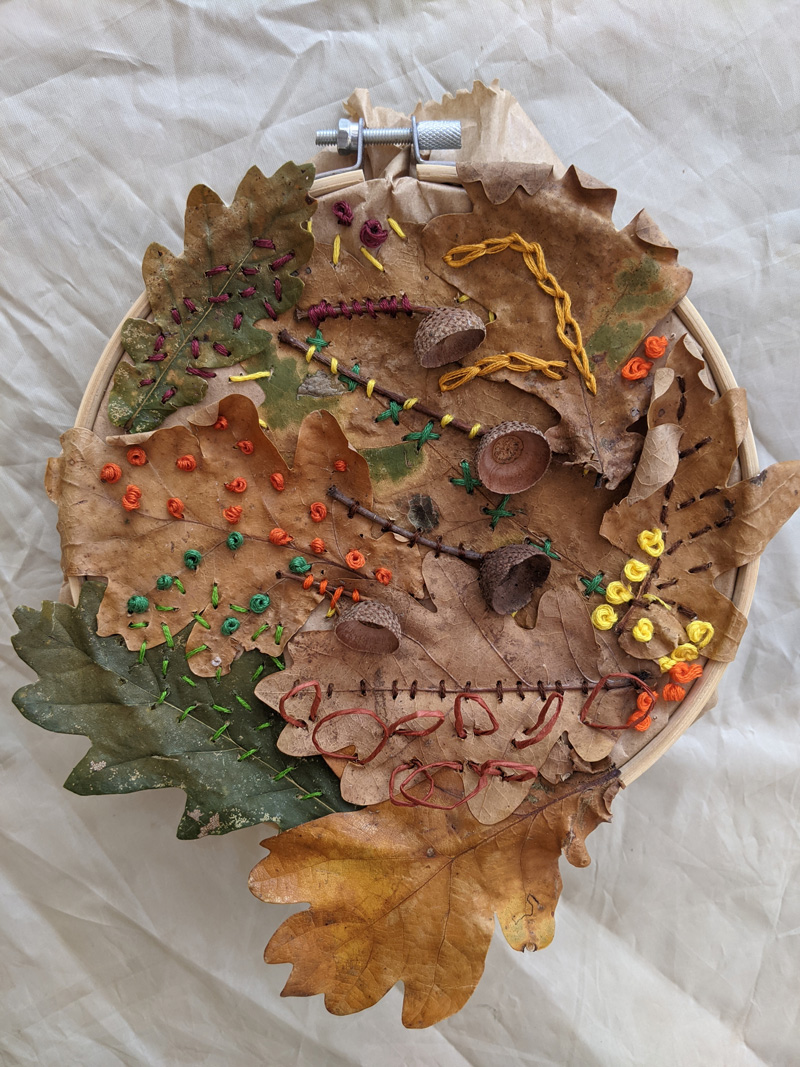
[[390, 710, 445, 738], [512, 692, 564, 749], [580, 673, 658, 731], [333, 458, 348, 472], [214, 416, 228, 430], [311, 708, 390, 765], [307, 294, 414, 329], [453, 692, 499, 739], [279, 680, 321, 728], [236, 440, 254, 454], [270, 472, 285, 492]]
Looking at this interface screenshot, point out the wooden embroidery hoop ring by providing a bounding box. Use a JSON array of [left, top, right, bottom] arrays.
[[69, 168, 759, 790]]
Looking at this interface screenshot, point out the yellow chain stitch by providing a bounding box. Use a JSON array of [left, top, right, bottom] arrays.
[[439, 350, 566, 392]]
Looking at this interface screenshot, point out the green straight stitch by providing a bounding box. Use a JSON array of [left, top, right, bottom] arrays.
[[161, 658, 169, 678], [211, 584, 219, 608], [272, 765, 294, 780], [274, 624, 284, 644], [236, 696, 252, 710], [237, 748, 258, 761], [215, 667, 222, 682], [256, 721, 272, 730], [228, 604, 247, 613], [269, 656, 285, 671], [174, 578, 185, 594], [251, 664, 265, 682], [252, 623, 269, 640], [129, 621, 147, 628], [155, 604, 177, 612], [156, 690, 168, 705], [181, 675, 197, 687], [212, 704, 231, 715], [192, 612, 211, 630], [300, 791, 323, 800], [179, 704, 198, 722], [161, 623, 174, 648], [211, 722, 230, 740], [138, 641, 147, 664], [185, 644, 208, 658]]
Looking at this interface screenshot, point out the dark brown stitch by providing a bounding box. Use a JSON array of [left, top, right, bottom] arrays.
[[678, 436, 712, 459], [664, 479, 675, 501], [688, 562, 713, 573], [656, 578, 679, 589], [438, 680, 447, 701], [495, 681, 504, 703], [410, 681, 418, 700], [434, 536, 443, 558], [677, 497, 696, 510], [391, 680, 399, 700], [666, 539, 684, 555], [689, 524, 713, 539], [516, 680, 525, 701], [537, 680, 546, 700], [714, 515, 733, 528], [555, 680, 564, 696], [660, 504, 669, 525], [699, 486, 721, 499], [359, 679, 367, 697], [326, 682, 334, 698], [677, 604, 698, 618]]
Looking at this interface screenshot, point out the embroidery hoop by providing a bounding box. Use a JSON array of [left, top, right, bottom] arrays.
[[66, 165, 759, 791]]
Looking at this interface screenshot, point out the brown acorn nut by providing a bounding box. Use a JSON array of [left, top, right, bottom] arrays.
[[334, 600, 402, 654], [475, 420, 551, 494], [479, 545, 552, 615], [414, 307, 486, 368]]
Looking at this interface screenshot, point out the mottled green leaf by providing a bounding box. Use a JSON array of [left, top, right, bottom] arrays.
[[109, 162, 316, 433], [11, 582, 352, 839]]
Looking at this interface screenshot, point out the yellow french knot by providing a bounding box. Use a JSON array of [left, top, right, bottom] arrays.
[[632, 618, 654, 642], [686, 620, 714, 648], [591, 604, 618, 630], [624, 559, 650, 583], [606, 581, 633, 605], [442, 233, 597, 396], [658, 655, 677, 673], [637, 528, 665, 557], [671, 643, 699, 662]]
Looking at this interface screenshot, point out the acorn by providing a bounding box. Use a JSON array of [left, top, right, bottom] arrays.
[[414, 307, 486, 368], [479, 545, 552, 615], [475, 420, 551, 494], [334, 600, 402, 654]]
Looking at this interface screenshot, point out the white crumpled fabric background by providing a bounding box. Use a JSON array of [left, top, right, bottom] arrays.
[[2, 2, 799, 1064]]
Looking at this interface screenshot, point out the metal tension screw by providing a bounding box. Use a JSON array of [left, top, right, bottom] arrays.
[[316, 118, 462, 155]]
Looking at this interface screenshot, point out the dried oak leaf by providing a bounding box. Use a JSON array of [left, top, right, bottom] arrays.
[[601, 337, 800, 662], [422, 163, 693, 488], [258, 554, 634, 824], [249, 767, 620, 1028], [11, 583, 352, 838], [110, 162, 315, 433], [45, 394, 421, 676]]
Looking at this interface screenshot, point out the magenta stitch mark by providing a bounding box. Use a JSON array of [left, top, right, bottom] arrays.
[[360, 219, 388, 248], [307, 293, 413, 328], [207, 294, 230, 304], [273, 277, 282, 301], [213, 342, 230, 357], [183, 297, 198, 312], [161, 387, 177, 402], [241, 266, 260, 276], [269, 251, 294, 271], [205, 265, 229, 276], [139, 377, 155, 386], [153, 333, 165, 353], [232, 313, 243, 331], [253, 238, 275, 249], [332, 201, 354, 226], [170, 308, 181, 324], [239, 286, 256, 298], [262, 299, 277, 321], [186, 366, 216, 379], [190, 338, 200, 358], [147, 352, 167, 362]]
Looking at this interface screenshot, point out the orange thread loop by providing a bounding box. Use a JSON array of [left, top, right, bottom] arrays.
[[310, 537, 326, 554], [126, 447, 147, 466], [270, 472, 285, 491], [669, 662, 703, 685], [167, 497, 184, 519], [176, 454, 197, 472], [345, 550, 366, 570], [121, 485, 142, 511], [236, 439, 254, 454], [662, 682, 686, 702], [268, 528, 293, 546], [374, 567, 392, 585], [309, 502, 327, 523], [644, 335, 668, 359], [333, 459, 347, 472], [621, 357, 652, 381], [225, 477, 247, 493], [302, 574, 315, 589], [222, 505, 243, 524], [213, 416, 228, 430], [100, 463, 122, 483]]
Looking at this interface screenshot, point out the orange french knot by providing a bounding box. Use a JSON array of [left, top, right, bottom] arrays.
[[176, 454, 197, 472], [310, 537, 326, 554], [167, 497, 185, 519], [333, 459, 347, 472], [644, 335, 669, 359], [669, 662, 703, 685], [374, 567, 392, 585], [621, 357, 653, 381], [214, 416, 228, 430], [309, 502, 327, 523], [126, 447, 147, 466], [269, 528, 293, 546], [236, 439, 254, 454], [225, 477, 247, 493], [100, 463, 122, 483], [345, 550, 366, 570], [662, 682, 686, 702], [270, 472, 285, 491], [122, 485, 142, 511], [222, 505, 243, 524]]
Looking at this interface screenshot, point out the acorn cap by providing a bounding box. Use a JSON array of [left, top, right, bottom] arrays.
[[334, 600, 402, 654], [475, 420, 551, 494], [479, 545, 552, 615], [414, 307, 486, 368]]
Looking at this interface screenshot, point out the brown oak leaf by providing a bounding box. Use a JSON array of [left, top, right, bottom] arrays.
[[249, 767, 620, 1028], [601, 337, 800, 662], [257, 554, 640, 823], [422, 164, 693, 488], [45, 394, 421, 676]]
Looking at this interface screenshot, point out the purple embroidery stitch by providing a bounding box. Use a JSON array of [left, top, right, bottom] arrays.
[[273, 278, 282, 301], [252, 238, 275, 249], [161, 387, 177, 402], [183, 298, 198, 312], [232, 313, 243, 330], [170, 308, 182, 324], [207, 294, 230, 304], [262, 299, 277, 321], [205, 265, 229, 276], [186, 366, 217, 379], [269, 251, 294, 271], [239, 286, 256, 298], [190, 338, 200, 358], [213, 342, 230, 357], [360, 219, 389, 248], [153, 333, 165, 353], [332, 201, 354, 226]]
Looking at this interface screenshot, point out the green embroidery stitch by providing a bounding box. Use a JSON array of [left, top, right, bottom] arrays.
[[450, 459, 483, 494], [482, 495, 516, 530]]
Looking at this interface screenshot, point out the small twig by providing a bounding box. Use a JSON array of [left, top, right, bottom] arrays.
[[278, 329, 486, 439], [327, 486, 485, 563], [296, 295, 435, 326]]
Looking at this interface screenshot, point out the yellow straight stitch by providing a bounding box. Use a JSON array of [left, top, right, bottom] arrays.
[[332, 234, 341, 265], [360, 246, 384, 271], [229, 370, 273, 382], [387, 217, 406, 239]]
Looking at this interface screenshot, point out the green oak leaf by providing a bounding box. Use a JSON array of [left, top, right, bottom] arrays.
[[11, 582, 352, 839], [109, 161, 316, 433]]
